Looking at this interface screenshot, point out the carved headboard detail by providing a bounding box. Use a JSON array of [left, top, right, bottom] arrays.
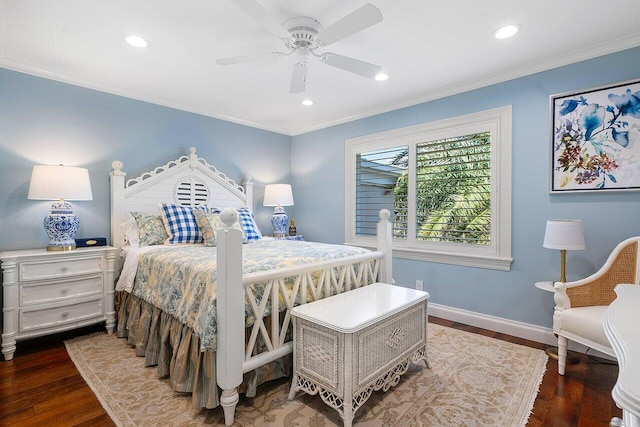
[[109, 147, 253, 250]]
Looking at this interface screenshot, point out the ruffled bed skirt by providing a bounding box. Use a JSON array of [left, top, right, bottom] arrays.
[[114, 291, 290, 409]]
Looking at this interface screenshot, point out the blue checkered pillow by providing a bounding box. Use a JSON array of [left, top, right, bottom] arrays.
[[238, 207, 262, 241], [210, 207, 262, 241], [160, 203, 208, 244]]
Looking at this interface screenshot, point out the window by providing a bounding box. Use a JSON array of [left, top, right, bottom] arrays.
[[345, 106, 512, 270]]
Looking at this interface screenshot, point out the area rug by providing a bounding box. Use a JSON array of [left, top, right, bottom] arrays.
[[65, 323, 547, 426]]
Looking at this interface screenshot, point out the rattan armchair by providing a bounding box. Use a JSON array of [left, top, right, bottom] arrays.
[[552, 236, 640, 375]]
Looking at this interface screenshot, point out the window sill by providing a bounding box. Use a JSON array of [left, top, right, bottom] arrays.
[[351, 241, 512, 271], [393, 247, 512, 271]]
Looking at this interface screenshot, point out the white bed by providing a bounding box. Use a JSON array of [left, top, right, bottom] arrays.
[[109, 147, 392, 425]]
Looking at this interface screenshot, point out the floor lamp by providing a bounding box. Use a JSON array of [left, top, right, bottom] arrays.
[[542, 219, 585, 362]]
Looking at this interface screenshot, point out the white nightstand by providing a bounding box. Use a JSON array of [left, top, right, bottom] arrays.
[[1, 246, 118, 361]]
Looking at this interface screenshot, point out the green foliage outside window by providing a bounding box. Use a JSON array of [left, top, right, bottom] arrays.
[[391, 132, 491, 245]]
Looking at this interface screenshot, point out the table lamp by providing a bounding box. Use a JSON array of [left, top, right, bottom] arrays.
[[543, 219, 585, 282], [28, 164, 93, 251], [263, 184, 294, 238]]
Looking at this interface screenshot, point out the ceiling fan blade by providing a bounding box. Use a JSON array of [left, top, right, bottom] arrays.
[[316, 3, 383, 46], [289, 62, 308, 93], [231, 0, 292, 39], [321, 52, 381, 79], [216, 52, 283, 65]]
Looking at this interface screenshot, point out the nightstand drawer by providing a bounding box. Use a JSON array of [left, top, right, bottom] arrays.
[[20, 297, 104, 332], [19, 256, 103, 281], [20, 275, 104, 306]]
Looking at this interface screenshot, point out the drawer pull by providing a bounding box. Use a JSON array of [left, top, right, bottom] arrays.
[[61, 311, 69, 318], [61, 288, 69, 295]]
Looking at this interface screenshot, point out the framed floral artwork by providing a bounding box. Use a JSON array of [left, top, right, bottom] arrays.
[[550, 79, 640, 192]]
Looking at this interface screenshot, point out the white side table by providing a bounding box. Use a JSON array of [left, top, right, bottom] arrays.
[[288, 282, 430, 427], [535, 280, 555, 292], [535, 281, 579, 364]]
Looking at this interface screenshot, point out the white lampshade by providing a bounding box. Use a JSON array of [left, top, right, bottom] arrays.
[[28, 164, 93, 251], [263, 184, 294, 207], [28, 165, 93, 201], [543, 219, 585, 250]]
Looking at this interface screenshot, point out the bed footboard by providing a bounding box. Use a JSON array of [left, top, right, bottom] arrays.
[[242, 251, 383, 372], [216, 209, 392, 425]]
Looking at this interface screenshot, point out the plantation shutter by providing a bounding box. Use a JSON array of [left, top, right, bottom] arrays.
[[415, 132, 491, 245], [346, 106, 511, 270], [355, 146, 408, 238]]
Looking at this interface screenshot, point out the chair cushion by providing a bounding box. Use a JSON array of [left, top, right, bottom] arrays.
[[558, 305, 611, 349]]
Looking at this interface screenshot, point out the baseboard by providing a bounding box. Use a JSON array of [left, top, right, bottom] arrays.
[[428, 303, 617, 359], [428, 303, 559, 346]]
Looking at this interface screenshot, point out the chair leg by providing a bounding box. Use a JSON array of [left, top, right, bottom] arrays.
[[557, 335, 568, 375]]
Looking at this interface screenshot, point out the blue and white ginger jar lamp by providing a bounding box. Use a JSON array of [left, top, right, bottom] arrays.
[[28, 164, 93, 251], [263, 184, 294, 238]]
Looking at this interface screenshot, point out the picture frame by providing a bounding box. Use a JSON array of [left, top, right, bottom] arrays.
[[550, 78, 640, 193]]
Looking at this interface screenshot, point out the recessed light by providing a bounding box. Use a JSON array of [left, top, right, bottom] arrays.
[[374, 72, 390, 82], [493, 24, 521, 40], [302, 99, 314, 106], [124, 34, 148, 48]]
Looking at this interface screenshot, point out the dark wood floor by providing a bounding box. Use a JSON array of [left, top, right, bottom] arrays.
[[0, 318, 621, 426]]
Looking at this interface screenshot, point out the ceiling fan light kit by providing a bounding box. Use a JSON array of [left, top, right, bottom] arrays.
[[218, 1, 385, 94]]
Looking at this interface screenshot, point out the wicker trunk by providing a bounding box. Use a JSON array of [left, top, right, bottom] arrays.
[[288, 283, 430, 427]]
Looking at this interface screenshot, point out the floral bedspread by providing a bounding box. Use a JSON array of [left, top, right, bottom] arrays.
[[131, 240, 371, 350]]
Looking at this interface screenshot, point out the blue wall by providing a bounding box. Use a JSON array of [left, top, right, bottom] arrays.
[[0, 68, 292, 252], [291, 46, 640, 328], [1, 46, 639, 334]]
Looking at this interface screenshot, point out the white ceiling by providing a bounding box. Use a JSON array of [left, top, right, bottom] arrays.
[[2, 0, 640, 136]]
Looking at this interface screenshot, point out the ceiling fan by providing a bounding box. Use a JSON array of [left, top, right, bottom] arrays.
[[217, 0, 384, 93]]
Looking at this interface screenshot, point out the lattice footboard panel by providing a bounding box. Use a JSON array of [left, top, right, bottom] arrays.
[[242, 253, 382, 364]]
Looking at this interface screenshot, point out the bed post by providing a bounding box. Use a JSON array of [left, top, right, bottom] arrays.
[[377, 209, 393, 284], [109, 161, 126, 249], [216, 208, 244, 426], [243, 175, 254, 212]]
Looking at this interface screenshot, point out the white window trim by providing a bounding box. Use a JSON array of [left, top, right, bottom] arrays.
[[345, 106, 513, 271]]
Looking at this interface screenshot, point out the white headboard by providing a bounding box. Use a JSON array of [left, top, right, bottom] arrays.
[[110, 147, 253, 249]]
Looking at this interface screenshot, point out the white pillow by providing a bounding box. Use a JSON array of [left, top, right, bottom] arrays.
[[121, 217, 140, 247]]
